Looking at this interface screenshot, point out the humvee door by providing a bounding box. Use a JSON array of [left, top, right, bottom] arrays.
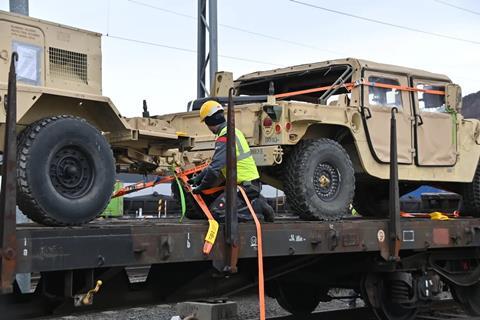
[[412, 79, 456, 166], [362, 71, 413, 164]]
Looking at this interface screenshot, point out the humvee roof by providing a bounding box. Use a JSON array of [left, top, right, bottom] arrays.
[[236, 58, 451, 83]]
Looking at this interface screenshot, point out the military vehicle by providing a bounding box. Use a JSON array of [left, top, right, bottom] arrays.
[[0, 10, 477, 226], [0, 11, 189, 225], [160, 60, 477, 221]]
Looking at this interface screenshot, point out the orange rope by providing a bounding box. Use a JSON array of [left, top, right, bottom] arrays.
[[238, 186, 265, 320]]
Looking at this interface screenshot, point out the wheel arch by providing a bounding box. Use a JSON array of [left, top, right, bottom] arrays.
[[300, 123, 364, 174]]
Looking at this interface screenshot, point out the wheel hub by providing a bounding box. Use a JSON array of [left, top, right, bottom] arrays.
[[318, 175, 331, 188], [50, 146, 94, 198], [313, 162, 340, 201]]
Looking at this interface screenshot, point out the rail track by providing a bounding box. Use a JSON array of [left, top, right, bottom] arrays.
[[254, 300, 478, 320]]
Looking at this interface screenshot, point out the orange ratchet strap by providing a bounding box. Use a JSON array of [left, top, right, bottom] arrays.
[[238, 186, 266, 320], [274, 79, 445, 100], [175, 168, 219, 255], [111, 163, 209, 198], [201, 185, 225, 195], [361, 80, 445, 95], [111, 163, 219, 255]]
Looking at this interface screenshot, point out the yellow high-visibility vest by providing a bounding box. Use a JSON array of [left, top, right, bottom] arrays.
[[217, 126, 260, 183]]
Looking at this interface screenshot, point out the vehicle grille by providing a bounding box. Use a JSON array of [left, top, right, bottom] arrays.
[[48, 47, 88, 83]]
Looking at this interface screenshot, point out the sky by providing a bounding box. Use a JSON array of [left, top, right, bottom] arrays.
[[1, 0, 479, 117]]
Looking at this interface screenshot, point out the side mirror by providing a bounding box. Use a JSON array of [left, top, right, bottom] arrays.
[[211, 71, 233, 97], [445, 83, 462, 112]]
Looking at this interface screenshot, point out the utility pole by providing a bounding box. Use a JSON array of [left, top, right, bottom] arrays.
[[9, 0, 29, 16], [197, 0, 218, 98]]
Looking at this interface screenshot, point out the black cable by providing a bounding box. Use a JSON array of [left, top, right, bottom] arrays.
[[104, 34, 283, 67], [433, 0, 480, 16], [127, 0, 344, 54], [290, 0, 480, 45]]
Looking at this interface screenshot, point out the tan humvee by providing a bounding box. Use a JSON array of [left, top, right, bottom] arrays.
[[158, 60, 478, 219], [1, 10, 477, 224]]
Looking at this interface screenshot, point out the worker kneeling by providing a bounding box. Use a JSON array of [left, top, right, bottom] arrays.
[[189, 100, 275, 223]]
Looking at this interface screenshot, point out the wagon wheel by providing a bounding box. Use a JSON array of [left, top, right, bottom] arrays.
[[450, 283, 480, 316], [362, 274, 418, 320], [273, 280, 328, 316]]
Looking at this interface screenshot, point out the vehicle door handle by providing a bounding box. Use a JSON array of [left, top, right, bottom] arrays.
[[416, 114, 424, 126], [362, 106, 372, 120]]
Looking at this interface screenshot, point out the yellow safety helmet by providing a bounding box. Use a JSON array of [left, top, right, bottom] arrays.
[[199, 100, 224, 122]]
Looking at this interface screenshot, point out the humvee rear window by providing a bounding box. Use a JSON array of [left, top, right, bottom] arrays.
[[368, 76, 402, 108], [416, 84, 446, 113]]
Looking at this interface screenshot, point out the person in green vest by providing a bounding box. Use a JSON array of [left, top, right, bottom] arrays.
[[188, 100, 274, 222]]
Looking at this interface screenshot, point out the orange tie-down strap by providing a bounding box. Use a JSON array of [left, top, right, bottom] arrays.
[[111, 163, 219, 255], [238, 186, 266, 320], [175, 168, 219, 255], [274, 79, 445, 100], [112, 163, 209, 198], [400, 210, 459, 219]]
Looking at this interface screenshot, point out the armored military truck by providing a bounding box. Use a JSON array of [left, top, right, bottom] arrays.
[[0, 10, 477, 225]]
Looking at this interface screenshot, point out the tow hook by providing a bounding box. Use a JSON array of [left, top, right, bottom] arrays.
[[74, 280, 103, 307]]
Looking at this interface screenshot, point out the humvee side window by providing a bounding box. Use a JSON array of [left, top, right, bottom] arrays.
[[416, 84, 446, 113], [368, 76, 402, 108]]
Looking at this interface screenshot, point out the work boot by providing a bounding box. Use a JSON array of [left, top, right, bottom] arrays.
[[253, 196, 275, 222], [263, 203, 275, 222]]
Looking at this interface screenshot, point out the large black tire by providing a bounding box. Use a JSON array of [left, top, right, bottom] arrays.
[[461, 164, 480, 217], [17, 116, 115, 226], [284, 139, 355, 220]]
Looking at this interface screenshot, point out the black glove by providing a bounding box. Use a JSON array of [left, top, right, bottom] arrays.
[[188, 174, 203, 186], [192, 186, 204, 194]]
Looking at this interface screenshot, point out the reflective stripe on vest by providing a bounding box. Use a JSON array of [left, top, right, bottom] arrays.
[[217, 126, 259, 183]]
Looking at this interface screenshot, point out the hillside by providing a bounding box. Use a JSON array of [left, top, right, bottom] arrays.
[[462, 91, 480, 119]]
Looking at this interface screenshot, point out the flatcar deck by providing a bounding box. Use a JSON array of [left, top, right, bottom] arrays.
[[16, 216, 480, 273]]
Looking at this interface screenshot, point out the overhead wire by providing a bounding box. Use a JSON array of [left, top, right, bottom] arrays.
[[103, 34, 283, 67], [433, 0, 480, 16], [289, 0, 480, 45], [127, 0, 344, 55]]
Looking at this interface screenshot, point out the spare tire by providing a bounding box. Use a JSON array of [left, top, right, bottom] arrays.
[[17, 116, 115, 226], [284, 139, 355, 220]]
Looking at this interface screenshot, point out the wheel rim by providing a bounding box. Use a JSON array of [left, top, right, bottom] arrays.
[[49, 146, 94, 199], [313, 162, 340, 201]]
